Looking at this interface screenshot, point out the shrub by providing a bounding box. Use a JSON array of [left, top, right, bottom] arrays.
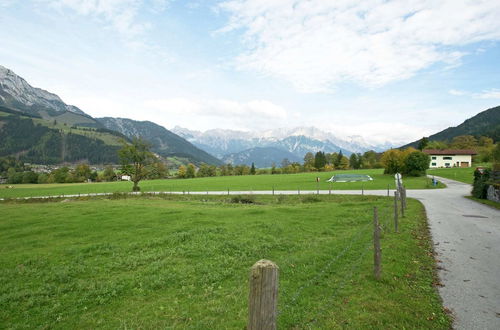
[[472, 168, 490, 199], [301, 195, 321, 203], [403, 151, 430, 177], [230, 195, 256, 204]]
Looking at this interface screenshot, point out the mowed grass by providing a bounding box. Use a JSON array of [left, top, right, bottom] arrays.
[[0, 195, 450, 329], [0, 169, 444, 199], [428, 167, 476, 184]]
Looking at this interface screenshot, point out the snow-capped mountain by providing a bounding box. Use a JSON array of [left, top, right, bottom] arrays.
[[0, 65, 86, 117], [172, 126, 393, 161], [222, 147, 302, 168]]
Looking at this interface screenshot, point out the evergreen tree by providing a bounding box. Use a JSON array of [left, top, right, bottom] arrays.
[[417, 137, 429, 151], [314, 151, 327, 170], [250, 162, 256, 175]]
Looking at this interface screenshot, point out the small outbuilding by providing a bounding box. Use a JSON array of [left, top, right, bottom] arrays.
[[423, 149, 477, 168]]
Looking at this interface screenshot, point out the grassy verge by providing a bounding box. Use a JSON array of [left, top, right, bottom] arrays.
[[0, 195, 451, 328], [0, 169, 444, 199], [465, 196, 500, 210], [428, 163, 491, 184]]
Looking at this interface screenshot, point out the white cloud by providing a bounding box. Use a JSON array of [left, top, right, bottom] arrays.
[[324, 122, 433, 146], [448, 89, 466, 96], [475, 88, 500, 99], [218, 0, 500, 93], [44, 0, 169, 39], [145, 97, 287, 118]]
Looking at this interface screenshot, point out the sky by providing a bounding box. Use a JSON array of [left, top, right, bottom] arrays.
[[0, 0, 499, 145]]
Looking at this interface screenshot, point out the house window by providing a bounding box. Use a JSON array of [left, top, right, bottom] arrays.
[[431, 162, 436, 166], [445, 163, 451, 167], [443, 156, 453, 160], [431, 156, 436, 160]]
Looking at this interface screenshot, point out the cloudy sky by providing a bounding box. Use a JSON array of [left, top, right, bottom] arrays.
[[1, 0, 499, 145]]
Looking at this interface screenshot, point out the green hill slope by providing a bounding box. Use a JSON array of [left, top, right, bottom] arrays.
[[402, 105, 500, 148], [98, 117, 222, 166], [0, 110, 124, 164]]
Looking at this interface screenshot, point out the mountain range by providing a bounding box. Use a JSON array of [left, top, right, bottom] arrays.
[[0, 65, 220, 166], [1, 64, 497, 168], [172, 126, 393, 167]]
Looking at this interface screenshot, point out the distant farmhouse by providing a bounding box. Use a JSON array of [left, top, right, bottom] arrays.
[[423, 149, 477, 168]]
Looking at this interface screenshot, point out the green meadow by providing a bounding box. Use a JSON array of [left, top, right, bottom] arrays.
[[0, 169, 444, 199], [428, 167, 476, 184], [0, 194, 450, 329]]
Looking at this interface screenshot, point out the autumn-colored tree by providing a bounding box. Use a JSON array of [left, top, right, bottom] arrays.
[[381, 149, 404, 174], [177, 165, 187, 178]]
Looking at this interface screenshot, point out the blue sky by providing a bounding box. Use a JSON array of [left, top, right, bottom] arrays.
[[1, 0, 499, 145]]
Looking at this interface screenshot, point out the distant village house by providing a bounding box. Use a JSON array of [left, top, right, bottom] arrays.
[[423, 149, 477, 168], [121, 175, 131, 181]]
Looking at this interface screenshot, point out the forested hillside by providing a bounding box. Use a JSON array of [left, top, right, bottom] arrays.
[[0, 111, 121, 164], [403, 106, 500, 148]]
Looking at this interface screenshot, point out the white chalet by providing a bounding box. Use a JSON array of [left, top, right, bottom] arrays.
[[423, 149, 477, 168]]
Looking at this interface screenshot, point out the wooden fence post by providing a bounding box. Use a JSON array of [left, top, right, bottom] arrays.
[[394, 191, 399, 233], [362, 185, 364, 196], [373, 207, 382, 280], [403, 187, 407, 210], [272, 187, 275, 195], [228, 188, 230, 196], [400, 189, 405, 217], [387, 184, 389, 197], [248, 260, 279, 330]]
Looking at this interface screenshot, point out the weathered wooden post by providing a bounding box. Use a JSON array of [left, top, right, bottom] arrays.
[[362, 184, 364, 196], [298, 188, 300, 195], [228, 188, 230, 196], [373, 207, 382, 280], [248, 260, 279, 330], [272, 187, 275, 195], [394, 191, 399, 233], [387, 184, 390, 197], [402, 187, 407, 210], [400, 189, 405, 217]]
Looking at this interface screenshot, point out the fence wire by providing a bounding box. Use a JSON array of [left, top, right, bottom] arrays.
[[279, 195, 401, 325]]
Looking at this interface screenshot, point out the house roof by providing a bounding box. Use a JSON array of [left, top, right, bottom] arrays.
[[423, 149, 477, 155]]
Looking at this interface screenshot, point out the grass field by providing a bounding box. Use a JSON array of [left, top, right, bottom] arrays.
[[0, 169, 444, 199], [427, 163, 492, 184], [428, 167, 476, 184], [0, 195, 450, 328]]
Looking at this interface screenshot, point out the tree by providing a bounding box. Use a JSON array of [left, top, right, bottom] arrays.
[[425, 140, 448, 150], [118, 138, 154, 191], [147, 161, 169, 179], [339, 156, 349, 170], [177, 165, 187, 178], [403, 151, 430, 176], [362, 150, 378, 168], [314, 151, 327, 170], [250, 162, 256, 175], [349, 153, 360, 169], [103, 165, 116, 182], [186, 163, 196, 178], [417, 137, 429, 151], [73, 163, 92, 182], [334, 150, 343, 168], [303, 152, 314, 170], [381, 149, 404, 174], [451, 135, 477, 149]]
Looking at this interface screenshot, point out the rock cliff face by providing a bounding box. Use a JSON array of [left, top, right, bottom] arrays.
[[0, 65, 86, 117]]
